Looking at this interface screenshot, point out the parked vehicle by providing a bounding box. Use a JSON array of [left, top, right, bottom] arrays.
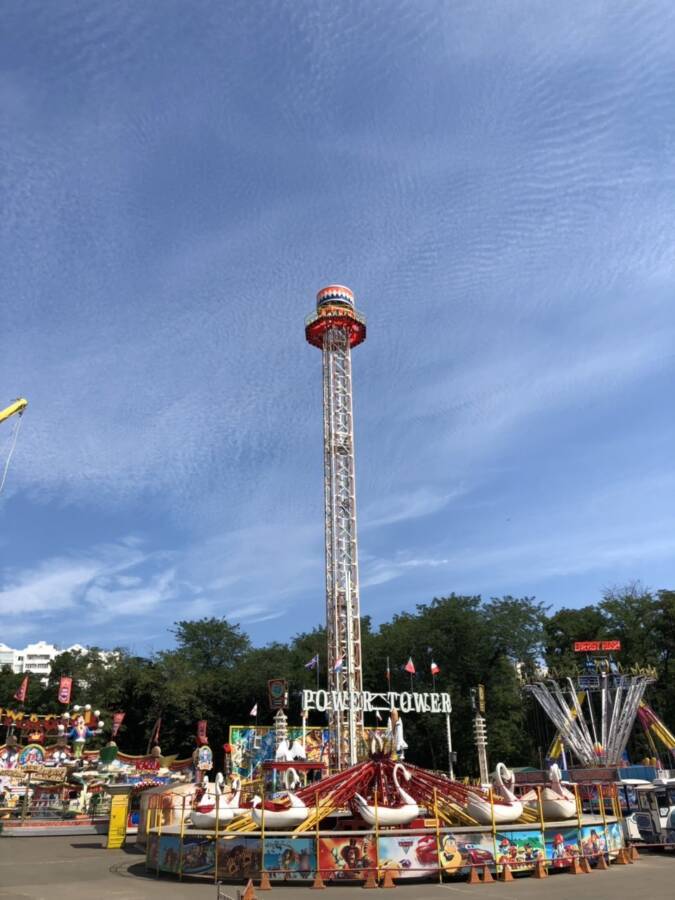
[[633, 782, 675, 845]]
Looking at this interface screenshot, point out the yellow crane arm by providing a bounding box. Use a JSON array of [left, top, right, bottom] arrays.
[[0, 398, 28, 424]]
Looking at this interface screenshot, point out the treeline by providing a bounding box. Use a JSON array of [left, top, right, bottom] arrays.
[[1, 583, 673, 774]]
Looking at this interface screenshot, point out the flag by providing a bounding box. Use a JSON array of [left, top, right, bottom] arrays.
[[150, 716, 162, 745], [57, 675, 73, 705], [249, 703, 258, 717], [430, 661, 440, 676], [305, 654, 319, 670], [404, 657, 415, 675], [14, 675, 29, 703], [333, 657, 344, 673], [111, 711, 125, 737]]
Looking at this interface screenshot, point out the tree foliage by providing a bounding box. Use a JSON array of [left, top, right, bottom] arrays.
[[1, 583, 673, 773]]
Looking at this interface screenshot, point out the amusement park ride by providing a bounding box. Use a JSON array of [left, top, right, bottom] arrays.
[[305, 285, 366, 769], [133, 285, 668, 883], [0, 397, 27, 493], [2, 291, 673, 881]]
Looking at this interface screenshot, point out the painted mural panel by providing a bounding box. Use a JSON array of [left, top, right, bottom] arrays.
[[228, 726, 329, 778], [146, 833, 159, 869], [157, 834, 181, 873], [318, 835, 377, 881], [216, 836, 261, 879], [181, 835, 216, 874], [263, 837, 316, 881], [378, 834, 440, 878]]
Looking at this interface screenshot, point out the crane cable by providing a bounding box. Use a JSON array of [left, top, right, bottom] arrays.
[[0, 412, 24, 495]]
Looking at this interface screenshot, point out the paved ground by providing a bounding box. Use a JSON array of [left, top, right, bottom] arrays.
[[0, 837, 673, 900]]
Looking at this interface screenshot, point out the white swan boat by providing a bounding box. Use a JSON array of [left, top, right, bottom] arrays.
[[466, 763, 523, 825], [251, 790, 309, 830], [521, 764, 577, 820], [191, 774, 245, 829], [354, 763, 420, 826]]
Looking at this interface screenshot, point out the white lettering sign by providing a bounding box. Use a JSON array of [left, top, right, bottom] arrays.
[[301, 689, 452, 715]]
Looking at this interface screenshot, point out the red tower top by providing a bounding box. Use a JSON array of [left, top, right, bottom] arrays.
[[305, 283, 366, 349]]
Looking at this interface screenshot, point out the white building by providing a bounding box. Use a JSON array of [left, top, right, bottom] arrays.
[[0, 641, 114, 681]]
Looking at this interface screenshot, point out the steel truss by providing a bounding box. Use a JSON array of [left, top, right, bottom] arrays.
[[321, 326, 363, 769]]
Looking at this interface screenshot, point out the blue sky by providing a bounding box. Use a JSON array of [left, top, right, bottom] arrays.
[[2, 1, 675, 653]]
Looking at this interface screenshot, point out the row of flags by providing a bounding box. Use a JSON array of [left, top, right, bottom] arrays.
[[403, 657, 440, 677], [305, 654, 441, 677], [13, 674, 74, 704], [247, 655, 442, 716]]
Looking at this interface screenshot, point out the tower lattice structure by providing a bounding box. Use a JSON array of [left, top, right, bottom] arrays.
[[306, 284, 366, 769]]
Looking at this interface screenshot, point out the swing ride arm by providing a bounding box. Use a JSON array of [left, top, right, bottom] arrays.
[[0, 398, 28, 424]]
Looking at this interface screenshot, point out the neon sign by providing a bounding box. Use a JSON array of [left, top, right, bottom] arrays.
[[573, 640, 621, 652]]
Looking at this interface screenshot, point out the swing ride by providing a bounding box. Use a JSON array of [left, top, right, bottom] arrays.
[[0, 397, 27, 493]]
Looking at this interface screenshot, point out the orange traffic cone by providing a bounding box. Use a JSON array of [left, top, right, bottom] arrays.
[[615, 849, 629, 865], [580, 857, 592, 874], [499, 863, 514, 882], [481, 864, 494, 883], [258, 870, 272, 891], [467, 865, 481, 884], [629, 845, 640, 861], [311, 870, 326, 889], [381, 868, 397, 889], [596, 853, 609, 870], [242, 880, 257, 900], [363, 869, 378, 889], [569, 856, 585, 875], [533, 858, 548, 878]]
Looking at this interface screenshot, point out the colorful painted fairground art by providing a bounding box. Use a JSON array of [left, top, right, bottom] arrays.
[[216, 837, 262, 879], [157, 835, 215, 875], [379, 834, 447, 879], [263, 837, 316, 881], [228, 726, 329, 778], [545, 822, 622, 868], [318, 835, 377, 881]]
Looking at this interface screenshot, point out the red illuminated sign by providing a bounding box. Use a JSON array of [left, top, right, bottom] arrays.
[[573, 640, 621, 652]]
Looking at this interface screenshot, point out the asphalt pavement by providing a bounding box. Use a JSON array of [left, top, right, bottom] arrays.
[[0, 837, 673, 900]]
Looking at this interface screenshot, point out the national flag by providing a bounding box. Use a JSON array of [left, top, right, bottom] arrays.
[[150, 716, 162, 746], [14, 675, 29, 703], [249, 703, 258, 717], [430, 661, 440, 676], [57, 675, 73, 705], [333, 657, 344, 673], [404, 657, 415, 675], [111, 711, 125, 737], [305, 654, 319, 670]]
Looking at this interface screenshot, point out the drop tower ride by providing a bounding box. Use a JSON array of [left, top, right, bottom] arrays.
[[305, 285, 366, 769]]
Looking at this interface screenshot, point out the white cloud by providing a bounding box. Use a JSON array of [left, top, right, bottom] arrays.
[[361, 487, 462, 529]]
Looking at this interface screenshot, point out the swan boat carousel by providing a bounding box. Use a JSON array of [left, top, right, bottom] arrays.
[[188, 758, 534, 832], [151, 752, 624, 883]]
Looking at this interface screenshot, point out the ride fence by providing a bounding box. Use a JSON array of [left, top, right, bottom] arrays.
[[144, 786, 631, 885]]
